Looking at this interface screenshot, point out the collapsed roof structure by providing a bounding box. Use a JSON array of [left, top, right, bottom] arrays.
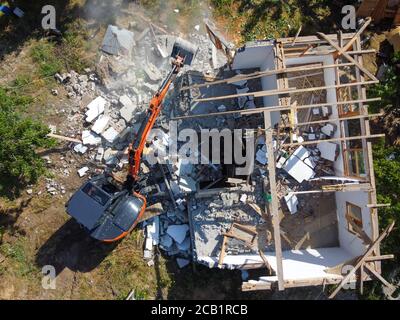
[[173, 19, 395, 297], [52, 14, 395, 298]]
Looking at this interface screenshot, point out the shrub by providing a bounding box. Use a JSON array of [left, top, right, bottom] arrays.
[[0, 88, 56, 194]]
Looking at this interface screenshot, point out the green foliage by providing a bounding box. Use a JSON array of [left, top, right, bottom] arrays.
[[30, 20, 91, 77], [0, 239, 39, 277], [0, 88, 56, 194], [60, 20, 92, 73], [373, 141, 400, 257], [210, 0, 332, 42], [369, 52, 400, 113], [30, 41, 63, 78]]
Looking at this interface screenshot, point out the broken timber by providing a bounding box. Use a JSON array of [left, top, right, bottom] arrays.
[[328, 221, 395, 299], [193, 80, 378, 103], [172, 98, 381, 121], [264, 111, 285, 291]]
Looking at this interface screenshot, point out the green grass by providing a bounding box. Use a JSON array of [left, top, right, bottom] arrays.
[[0, 239, 39, 278], [210, 0, 336, 43], [30, 42, 63, 78]]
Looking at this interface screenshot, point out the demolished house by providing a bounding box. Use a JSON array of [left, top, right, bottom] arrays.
[[172, 20, 394, 297], [51, 16, 395, 298]]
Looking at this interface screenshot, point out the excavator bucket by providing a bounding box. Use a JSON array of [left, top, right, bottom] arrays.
[[171, 37, 199, 66]]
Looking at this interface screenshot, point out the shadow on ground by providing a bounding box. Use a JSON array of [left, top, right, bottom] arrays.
[[35, 218, 118, 274]]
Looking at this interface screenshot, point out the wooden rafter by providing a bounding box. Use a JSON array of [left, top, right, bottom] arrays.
[[317, 32, 378, 82], [172, 98, 381, 121], [329, 221, 395, 299]]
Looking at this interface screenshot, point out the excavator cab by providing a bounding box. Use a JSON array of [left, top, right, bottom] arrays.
[[66, 175, 145, 242], [66, 37, 198, 243]]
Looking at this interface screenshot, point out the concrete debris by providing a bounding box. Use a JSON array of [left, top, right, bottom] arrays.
[[78, 167, 89, 177], [102, 127, 119, 143], [143, 250, 152, 259], [284, 193, 299, 215], [256, 145, 268, 165], [167, 224, 189, 244], [82, 130, 102, 146], [218, 104, 227, 112], [103, 148, 118, 165], [120, 103, 137, 123], [321, 123, 335, 137], [160, 234, 173, 249], [73, 143, 88, 154], [143, 62, 163, 82], [96, 147, 105, 162], [176, 237, 191, 251], [283, 146, 316, 183], [147, 217, 160, 246], [92, 116, 110, 134], [179, 176, 197, 193], [86, 97, 107, 123], [119, 95, 133, 107], [26, 189, 33, 195], [101, 25, 135, 57], [318, 142, 338, 162]]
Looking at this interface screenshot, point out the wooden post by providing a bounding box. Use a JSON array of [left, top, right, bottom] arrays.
[[265, 111, 285, 291]]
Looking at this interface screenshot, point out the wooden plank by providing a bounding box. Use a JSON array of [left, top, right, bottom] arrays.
[[281, 134, 385, 148], [367, 203, 391, 208], [291, 25, 302, 46], [242, 276, 344, 291], [282, 112, 383, 128], [172, 98, 381, 121], [290, 184, 372, 196], [364, 263, 396, 289], [193, 80, 378, 103], [180, 62, 355, 91], [317, 32, 378, 82], [360, 263, 365, 295], [336, 18, 372, 57], [365, 254, 395, 261], [285, 49, 376, 58], [47, 133, 82, 144], [278, 33, 357, 45], [264, 111, 285, 291], [329, 221, 395, 299], [258, 250, 273, 275]]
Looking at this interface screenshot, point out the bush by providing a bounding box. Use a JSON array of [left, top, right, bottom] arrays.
[[0, 88, 56, 195], [30, 41, 63, 78]]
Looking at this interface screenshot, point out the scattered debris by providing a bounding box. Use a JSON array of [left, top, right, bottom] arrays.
[[101, 25, 135, 57], [78, 167, 89, 177], [167, 225, 189, 244]]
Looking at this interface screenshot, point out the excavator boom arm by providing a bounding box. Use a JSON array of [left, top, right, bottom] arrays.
[[128, 63, 180, 180]]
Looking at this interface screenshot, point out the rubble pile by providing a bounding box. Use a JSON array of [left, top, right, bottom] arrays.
[[45, 22, 228, 268]]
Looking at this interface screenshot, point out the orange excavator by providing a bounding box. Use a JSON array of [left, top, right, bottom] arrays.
[[66, 38, 198, 242]]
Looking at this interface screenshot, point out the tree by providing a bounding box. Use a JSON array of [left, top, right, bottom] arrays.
[[0, 88, 56, 195]]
